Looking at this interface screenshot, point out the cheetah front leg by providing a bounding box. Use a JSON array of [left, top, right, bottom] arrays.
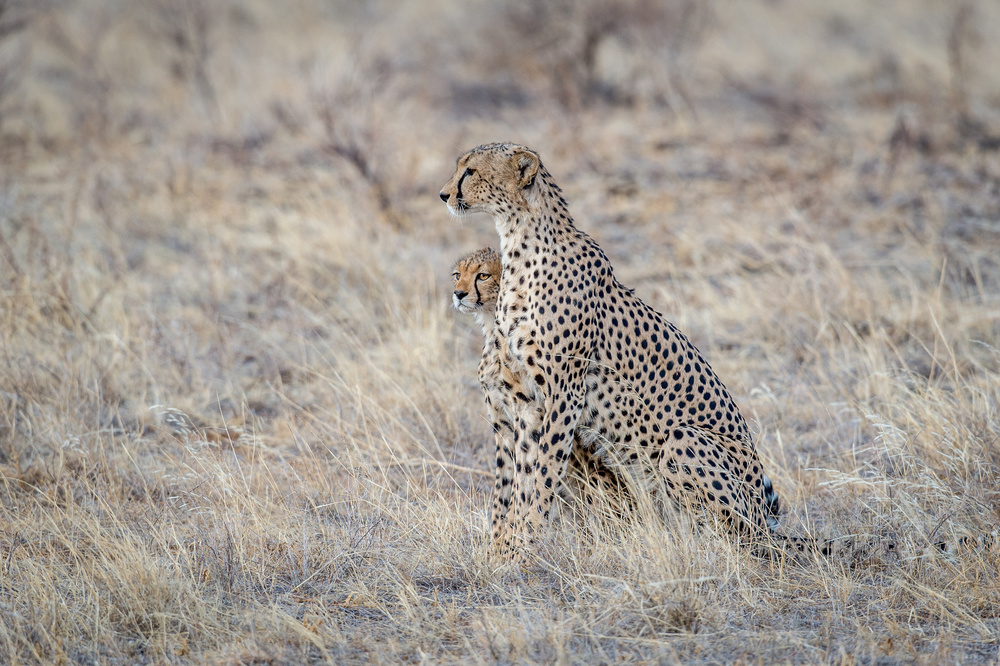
[[507, 371, 586, 561], [487, 419, 518, 557], [494, 402, 540, 561], [527, 395, 584, 533], [477, 369, 521, 559]]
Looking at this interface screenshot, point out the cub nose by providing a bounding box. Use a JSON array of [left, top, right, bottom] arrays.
[[439, 191, 449, 203], [454, 290, 468, 300]]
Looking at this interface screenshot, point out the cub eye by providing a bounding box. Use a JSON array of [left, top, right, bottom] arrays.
[[451, 272, 460, 281], [464, 167, 475, 177], [477, 273, 490, 281]]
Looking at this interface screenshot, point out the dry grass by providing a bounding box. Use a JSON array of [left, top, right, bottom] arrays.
[[1, 0, 999, 663]]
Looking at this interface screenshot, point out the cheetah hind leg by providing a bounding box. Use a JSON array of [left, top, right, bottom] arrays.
[[654, 426, 776, 543]]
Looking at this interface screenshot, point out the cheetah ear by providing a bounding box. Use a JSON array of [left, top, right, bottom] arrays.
[[512, 150, 540, 189]]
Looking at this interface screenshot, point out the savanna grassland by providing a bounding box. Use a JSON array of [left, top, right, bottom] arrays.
[[1, 0, 1000, 663]]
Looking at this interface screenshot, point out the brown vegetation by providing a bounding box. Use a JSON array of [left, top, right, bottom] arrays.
[[1, 0, 999, 662]]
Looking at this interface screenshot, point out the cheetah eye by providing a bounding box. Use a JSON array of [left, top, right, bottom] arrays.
[[464, 167, 475, 177], [477, 273, 490, 281], [451, 272, 460, 281]]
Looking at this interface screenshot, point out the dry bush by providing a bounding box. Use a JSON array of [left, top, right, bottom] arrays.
[[1, 0, 999, 663], [308, 45, 407, 228], [137, 0, 222, 123], [0, 0, 50, 141], [0, 1, 27, 122], [445, 0, 710, 114]]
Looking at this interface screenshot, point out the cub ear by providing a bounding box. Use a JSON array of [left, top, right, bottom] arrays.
[[512, 149, 540, 189]]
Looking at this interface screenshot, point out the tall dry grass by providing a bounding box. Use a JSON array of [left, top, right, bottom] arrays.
[[1, 0, 999, 662]]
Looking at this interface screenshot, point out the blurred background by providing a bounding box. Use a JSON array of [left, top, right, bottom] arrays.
[[2, 0, 997, 442], [4, 0, 999, 207]]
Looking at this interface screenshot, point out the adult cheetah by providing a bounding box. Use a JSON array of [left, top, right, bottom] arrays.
[[439, 142, 830, 562], [451, 248, 632, 529], [441, 144, 997, 565]]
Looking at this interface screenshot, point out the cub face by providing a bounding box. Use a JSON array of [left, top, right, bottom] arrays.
[[451, 247, 501, 314], [439, 143, 540, 216]]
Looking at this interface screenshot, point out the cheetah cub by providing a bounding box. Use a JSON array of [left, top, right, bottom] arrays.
[[451, 248, 632, 528]]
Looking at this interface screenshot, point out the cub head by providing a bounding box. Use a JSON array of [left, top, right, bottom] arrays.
[[451, 247, 501, 315], [439, 142, 541, 216]]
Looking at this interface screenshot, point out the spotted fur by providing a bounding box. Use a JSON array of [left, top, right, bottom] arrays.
[[451, 248, 632, 525], [440, 142, 995, 564]]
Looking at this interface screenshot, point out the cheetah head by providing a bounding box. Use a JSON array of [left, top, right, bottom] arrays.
[[439, 142, 540, 216], [451, 247, 501, 314]]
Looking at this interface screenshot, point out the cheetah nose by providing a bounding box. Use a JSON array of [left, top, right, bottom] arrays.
[[439, 191, 449, 203], [454, 290, 468, 300]]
